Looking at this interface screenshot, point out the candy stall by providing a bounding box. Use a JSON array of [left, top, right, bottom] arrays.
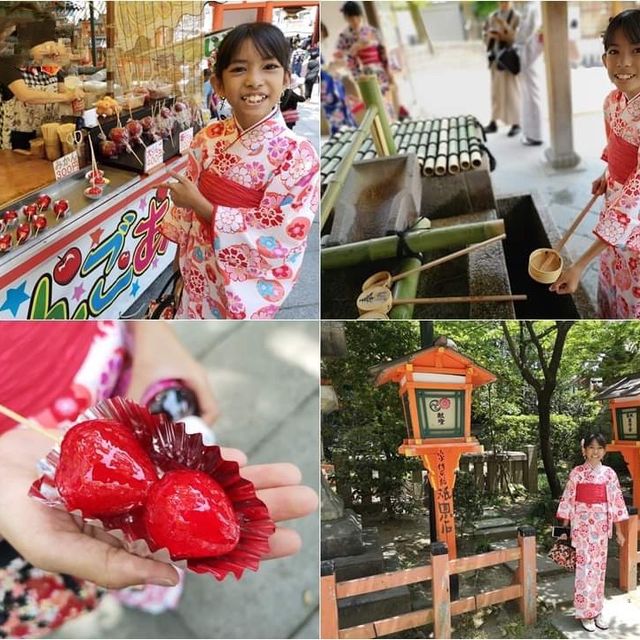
[[0, 0, 206, 318]]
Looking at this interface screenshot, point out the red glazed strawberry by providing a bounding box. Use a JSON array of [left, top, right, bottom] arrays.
[[55, 419, 158, 517], [144, 470, 240, 559]]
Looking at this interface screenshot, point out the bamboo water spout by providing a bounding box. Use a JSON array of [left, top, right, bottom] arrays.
[[321, 219, 506, 270]]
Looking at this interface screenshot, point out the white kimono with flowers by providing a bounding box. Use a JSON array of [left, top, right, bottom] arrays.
[[161, 109, 319, 319], [556, 463, 628, 619]]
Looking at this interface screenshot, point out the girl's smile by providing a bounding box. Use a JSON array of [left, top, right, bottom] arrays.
[[603, 30, 640, 99], [214, 38, 288, 129]]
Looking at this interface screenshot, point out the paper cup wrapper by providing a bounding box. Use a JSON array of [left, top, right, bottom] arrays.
[[30, 397, 275, 581]]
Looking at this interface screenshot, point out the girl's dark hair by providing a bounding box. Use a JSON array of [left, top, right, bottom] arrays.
[[321, 22, 328, 40], [603, 9, 640, 50], [583, 432, 607, 448], [341, 2, 363, 18], [214, 22, 290, 80]]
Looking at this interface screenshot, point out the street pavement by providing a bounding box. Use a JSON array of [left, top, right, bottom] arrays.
[[49, 321, 320, 639]]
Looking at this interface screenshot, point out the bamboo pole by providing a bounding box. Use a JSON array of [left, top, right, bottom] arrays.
[[322, 219, 505, 269], [320, 108, 378, 229], [357, 76, 397, 156], [389, 257, 422, 319]]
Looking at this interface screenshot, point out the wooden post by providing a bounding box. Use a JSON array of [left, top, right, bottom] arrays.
[[321, 561, 339, 639], [620, 507, 638, 592], [516, 525, 537, 625], [524, 445, 537, 493], [431, 542, 452, 639]]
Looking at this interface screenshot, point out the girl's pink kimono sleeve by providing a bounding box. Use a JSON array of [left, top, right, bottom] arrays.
[[594, 92, 640, 251], [606, 467, 629, 536], [556, 468, 578, 522], [213, 138, 319, 318], [159, 136, 203, 246]]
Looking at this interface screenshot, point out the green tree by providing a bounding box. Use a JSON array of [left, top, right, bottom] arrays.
[[501, 321, 575, 498], [323, 321, 421, 515]]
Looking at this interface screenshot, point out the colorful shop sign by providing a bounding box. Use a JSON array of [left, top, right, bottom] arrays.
[[0, 189, 174, 319]]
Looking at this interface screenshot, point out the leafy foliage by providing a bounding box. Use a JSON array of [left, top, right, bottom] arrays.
[[323, 321, 422, 515]]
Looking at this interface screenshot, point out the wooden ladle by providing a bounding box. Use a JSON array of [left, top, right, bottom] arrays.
[[361, 233, 507, 292]]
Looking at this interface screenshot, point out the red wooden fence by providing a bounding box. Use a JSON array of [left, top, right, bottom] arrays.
[[321, 525, 537, 639]]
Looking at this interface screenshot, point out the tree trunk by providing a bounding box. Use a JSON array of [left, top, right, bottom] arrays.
[[537, 390, 561, 498]]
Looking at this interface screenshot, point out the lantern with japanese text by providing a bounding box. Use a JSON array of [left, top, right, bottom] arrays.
[[596, 374, 640, 507], [370, 345, 495, 557]]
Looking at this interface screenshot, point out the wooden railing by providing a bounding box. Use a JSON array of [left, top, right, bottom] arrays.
[[321, 525, 537, 639]]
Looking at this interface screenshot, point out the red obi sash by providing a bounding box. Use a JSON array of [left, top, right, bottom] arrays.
[[576, 483, 607, 504], [606, 131, 638, 184], [198, 170, 264, 209], [357, 45, 382, 65]]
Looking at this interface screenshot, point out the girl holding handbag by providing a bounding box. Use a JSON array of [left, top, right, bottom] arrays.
[[556, 433, 628, 632]]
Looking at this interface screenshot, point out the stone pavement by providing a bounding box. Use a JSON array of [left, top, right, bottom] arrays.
[[49, 321, 320, 639], [394, 40, 617, 310]]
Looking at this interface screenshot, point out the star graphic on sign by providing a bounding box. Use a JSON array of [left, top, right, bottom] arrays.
[[72, 283, 86, 301], [131, 280, 140, 297], [139, 197, 148, 210], [90, 227, 104, 246], [152, 257, 159, 269], [0, 281, 30, 317]]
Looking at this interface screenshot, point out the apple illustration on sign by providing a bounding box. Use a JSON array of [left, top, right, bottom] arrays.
[[118, 251, 130, 270], [53, 247, 82, 285]]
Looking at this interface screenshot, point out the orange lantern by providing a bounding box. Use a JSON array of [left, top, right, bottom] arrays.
[[371, 345, 495, 558]]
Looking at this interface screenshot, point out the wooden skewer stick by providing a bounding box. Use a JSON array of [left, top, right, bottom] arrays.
[[0, 403, 60, 442], [540, 193, 600, 270]]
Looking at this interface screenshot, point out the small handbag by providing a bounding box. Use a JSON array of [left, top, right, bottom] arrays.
[[496, 46, 520, 75], [548, 538, 576, 571], [144, 270, 183, 319]]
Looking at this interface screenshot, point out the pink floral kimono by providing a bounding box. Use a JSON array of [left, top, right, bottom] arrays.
[[594, 89, 640, 317], [556, 462, 628, 620], [160, 108, 319, 319]]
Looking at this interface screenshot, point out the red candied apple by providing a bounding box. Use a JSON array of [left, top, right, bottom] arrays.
[[23, 203, 38, 220], [173, 101, 187, 113], [141, 115, 154, 131], [109, 127, 129, 144], [53, 199, 69, 218], [3, 210, 18, 224], [16, 222, 30, 244], [55, 419, 158, 517], [32, 214, 47, 232], [36, 194, 51, 211], [99, 139, 118, 158], [125, 120, 143, 141], [0, 233, 11, 251], [160, 106, 173, 119], [84, 186, 103, 199], [144, 469, 240, 559]]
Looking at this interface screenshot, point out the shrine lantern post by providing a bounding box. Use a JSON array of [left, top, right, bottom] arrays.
[[370, 345, 495, 558]]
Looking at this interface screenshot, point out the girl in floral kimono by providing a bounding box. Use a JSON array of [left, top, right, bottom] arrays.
[[159, 22, 319, 320], [334, 1, 395, 120], [556, 433, 628, 632], [551, 10, 640, 317]]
